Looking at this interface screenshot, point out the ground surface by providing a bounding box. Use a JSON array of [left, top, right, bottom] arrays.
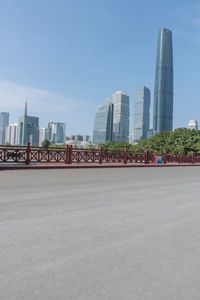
[[1, 167, 200, 300]]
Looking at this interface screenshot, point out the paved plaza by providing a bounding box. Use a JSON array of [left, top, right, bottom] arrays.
[[1, 167, 200, 300]]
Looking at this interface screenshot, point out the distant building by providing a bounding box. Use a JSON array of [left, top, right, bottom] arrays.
[[70, 135, 83, 142], [0, 112, 9, 145], [66, 134, 91, 148], [48, 122, 66, 144], [69, 135, 90, 142], [83, 135, 90, 142], [134, 86, 150, 142], [188, 120, 198, 130], [39, 128, 50, 146], [112, 90, 129, 142], [153, 28, 173, 134], [18, 102, 39, 146], [93, 100, 114, 145], [5, 123, 19, 145]]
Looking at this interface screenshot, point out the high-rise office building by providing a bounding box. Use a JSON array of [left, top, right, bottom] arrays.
[[18, 102, 39, 146], [93, 100, 114, 145], [48, 122, 66, 144], [39, 127, 50, 146], [153, 28, 173, 134], [112, 90, 129, 142], [5, 123, 19, 145], [134, 86, 150, 142], [0, 112, 9, 145]]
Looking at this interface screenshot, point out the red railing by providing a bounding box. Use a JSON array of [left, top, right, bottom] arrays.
[[1, 144, 200, 165]]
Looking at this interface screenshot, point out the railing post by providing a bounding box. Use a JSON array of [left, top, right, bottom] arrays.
[[144, 149, 150, 164], [163, 151, 167, 164], [124, 148, 128, 164], [65, 145, 69, 164], [3, 148, 7, 162], [154, 151, 157, 164], [25, 143, 31, 164], [178, 152, 181, 164], [69, 145, 73, 164], [65, 145, 72, 164], [191, 152, 195, 164], [99, 147, 103, 164]]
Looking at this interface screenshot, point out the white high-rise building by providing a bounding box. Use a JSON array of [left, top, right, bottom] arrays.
[[39, 128, 50, 146], [188, 120, 198, 130], [112, 90, 129, 142], [5, 123, 19, 145]]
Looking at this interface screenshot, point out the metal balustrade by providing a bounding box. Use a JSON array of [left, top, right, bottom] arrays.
[[0, 144, 200, 165]]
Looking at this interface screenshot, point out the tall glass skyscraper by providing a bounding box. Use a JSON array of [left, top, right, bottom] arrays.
[[93, 101, 113, 145], [134, 86, 150, 142], [48, 122, 66, 144], [112, 90, 129, 142], [153, 28, 173, 134], [18, 102, 39, 146], [0, 112, 9, 145]]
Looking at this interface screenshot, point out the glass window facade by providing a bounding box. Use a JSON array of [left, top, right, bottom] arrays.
[[112, 91, 129, 142], [48, 122, 66, 144], [153, 28, 173, 133], [93, 101, 113, 145], [134, 87, 150, 142], [18, 115, 39, 146], [18, 103, 39, 146], [0, 112, 9, 145]]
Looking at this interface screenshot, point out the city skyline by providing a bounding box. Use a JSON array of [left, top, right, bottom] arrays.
[[0, 1, 200, 135]]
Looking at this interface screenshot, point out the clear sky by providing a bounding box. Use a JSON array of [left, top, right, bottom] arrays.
[[0, 0, 200, 136]]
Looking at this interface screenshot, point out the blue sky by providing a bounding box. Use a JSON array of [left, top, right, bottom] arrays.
[[0, 0, 200, 136]]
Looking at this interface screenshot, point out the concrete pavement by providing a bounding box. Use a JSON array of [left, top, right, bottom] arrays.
[[1, 167, 200, 299]]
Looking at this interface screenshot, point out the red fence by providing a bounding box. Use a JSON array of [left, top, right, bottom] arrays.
[[1, 144, 200, 165]]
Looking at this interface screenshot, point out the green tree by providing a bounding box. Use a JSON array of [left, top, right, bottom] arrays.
[[99, 128, 200, 155], [42, 139, 51, 150]]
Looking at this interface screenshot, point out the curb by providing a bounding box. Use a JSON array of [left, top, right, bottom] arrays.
[[1, 163, 200, 170]]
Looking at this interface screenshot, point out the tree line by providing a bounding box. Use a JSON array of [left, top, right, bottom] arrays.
[[101, 128, 200, 155]]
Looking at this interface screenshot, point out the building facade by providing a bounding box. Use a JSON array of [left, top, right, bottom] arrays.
[[93, 101, 114, 145], [48, 122, 66, 144], [5, 123, 19, 145], [39, 128, 50, 146], [0, 112, 9, 145], [134, 87, 150, 142], [112, 90, 129, 142], [18, 102, 39, 146], [153, 28, 173, 134]]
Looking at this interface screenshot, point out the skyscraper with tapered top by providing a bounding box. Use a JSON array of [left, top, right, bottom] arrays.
[[153, 28, 173, 134], [18, 102, 39, 146]]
